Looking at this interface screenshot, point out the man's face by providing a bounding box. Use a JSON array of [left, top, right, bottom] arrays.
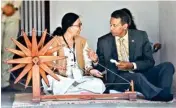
[[110, 17, 127, 37]]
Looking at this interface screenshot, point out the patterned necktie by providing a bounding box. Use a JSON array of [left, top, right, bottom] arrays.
[[118, 38, 129, 62], [118, 38, 134, 73]]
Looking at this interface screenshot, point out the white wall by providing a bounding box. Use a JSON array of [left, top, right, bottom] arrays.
[[159, 1, 176, 94], [50, 1, 160, 64]]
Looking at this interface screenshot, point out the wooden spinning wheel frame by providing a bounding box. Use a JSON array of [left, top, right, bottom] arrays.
[[5, 29, 137, 103]]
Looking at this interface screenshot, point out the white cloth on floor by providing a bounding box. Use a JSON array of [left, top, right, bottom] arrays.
[[42, 74, 105, 95]]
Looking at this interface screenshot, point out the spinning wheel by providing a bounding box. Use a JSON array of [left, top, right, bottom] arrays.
[[5, 29, 66, 102], [5, 29, 137, 103]]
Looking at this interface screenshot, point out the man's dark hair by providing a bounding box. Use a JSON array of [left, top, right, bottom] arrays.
[[111, 9, 131, 26], [121, 8, 137, 30]]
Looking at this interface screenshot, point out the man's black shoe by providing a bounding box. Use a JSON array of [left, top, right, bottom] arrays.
[[151, 89, 173, 102]]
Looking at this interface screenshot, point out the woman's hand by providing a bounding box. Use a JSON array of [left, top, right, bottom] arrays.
[[86, 48, 98, 63], [90, 69, 103, 78], [56, 66, 67, 77]]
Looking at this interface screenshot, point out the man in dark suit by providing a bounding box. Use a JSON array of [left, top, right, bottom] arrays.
[[88, 9, 175, 102]]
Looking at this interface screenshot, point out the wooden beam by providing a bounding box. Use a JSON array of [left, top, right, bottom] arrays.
[[32, 65, 41, 103], [40, 92, 136, 101]]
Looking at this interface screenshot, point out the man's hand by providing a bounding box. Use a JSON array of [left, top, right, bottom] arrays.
[[2, 4, 16, 16], [90, 69, 103, 78], [117, 61, 134, 70], [86, 48, 98, 63]]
